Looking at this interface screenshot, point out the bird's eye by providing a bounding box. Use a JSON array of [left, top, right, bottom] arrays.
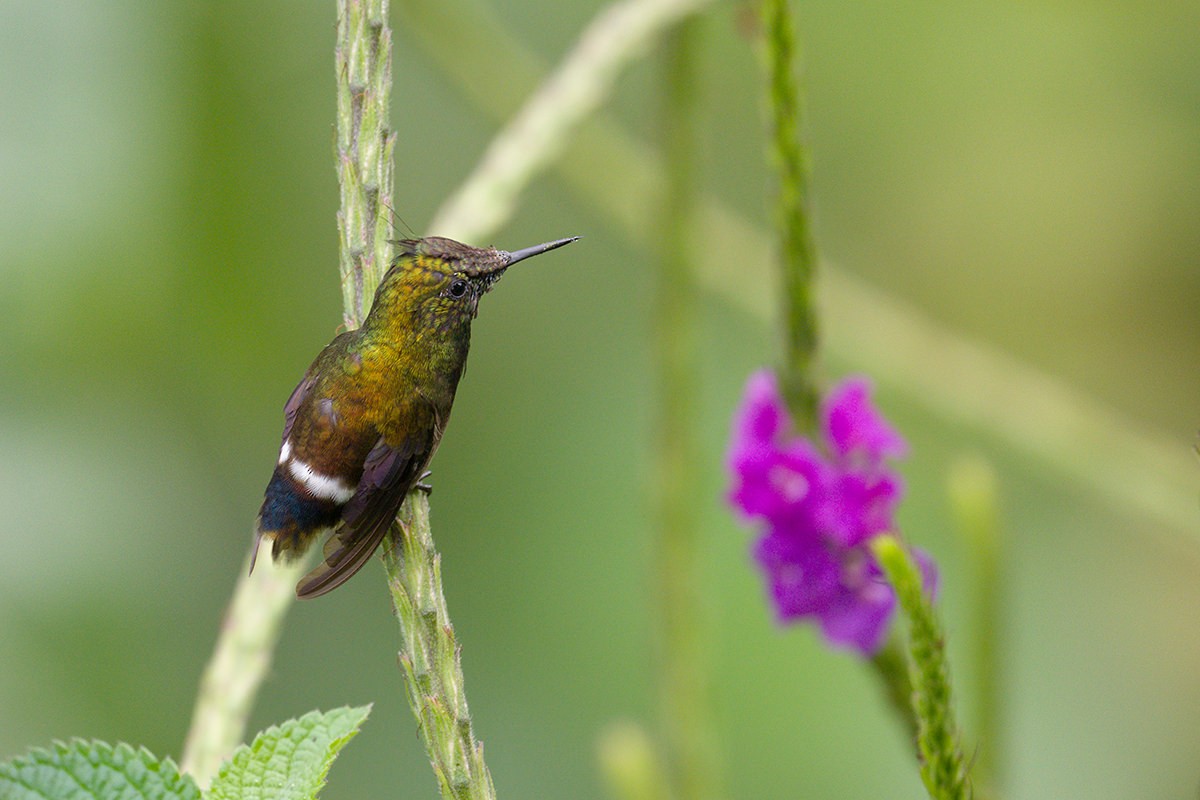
[[448, 279, 469, 299]]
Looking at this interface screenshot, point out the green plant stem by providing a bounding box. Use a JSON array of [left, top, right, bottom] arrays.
[[337, 0, 395, 326], [398, 0, 1199, 552], [425, 0, 717, 242], [335, 2, 497, 797], [384, 493, 497, 800], [760, 0, 819, 432], [653, 18, 721, 800], [948, 456, 1004, 793], [180, 554, 310, 788], [873, 536, 970, 800]]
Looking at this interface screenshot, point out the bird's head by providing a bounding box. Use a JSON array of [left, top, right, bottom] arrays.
[[365, 235, 579, 335]]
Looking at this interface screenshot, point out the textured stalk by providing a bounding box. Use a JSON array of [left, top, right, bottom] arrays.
[[180, 554, 309, 787], [947, 456, 1004, 793], [336, 0, 396, 327], [400, 0, 1198, 551], [384, 493, 497, 800], [652, 19, 721, 800], [759, 0, 819, 432], [334, 2, 497, 796], [873, 536, 970, 800]]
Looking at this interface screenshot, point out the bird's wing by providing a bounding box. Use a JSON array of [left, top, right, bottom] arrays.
[[251, 370, 319, 574], [295, 433, 432, 598], [281, 371, 318, 445]]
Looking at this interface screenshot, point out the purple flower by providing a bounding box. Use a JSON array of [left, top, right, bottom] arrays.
[[727, 371, 936, 656], [822, 378, 907, 465]]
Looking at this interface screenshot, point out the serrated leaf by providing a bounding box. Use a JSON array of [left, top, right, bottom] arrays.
[[0, 740, 201, 800], [206, 706, 370, 800]]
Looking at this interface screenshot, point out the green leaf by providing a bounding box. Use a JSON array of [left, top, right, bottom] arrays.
[[206, 706, 370, 800], [0, 740, 201, 800]]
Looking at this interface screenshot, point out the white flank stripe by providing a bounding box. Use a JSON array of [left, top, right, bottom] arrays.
[[287, 458, 356, 503], [278, 439, 292, 464]]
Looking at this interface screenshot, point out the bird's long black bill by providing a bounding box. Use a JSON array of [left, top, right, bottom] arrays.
[[502, 236, 581, 266]]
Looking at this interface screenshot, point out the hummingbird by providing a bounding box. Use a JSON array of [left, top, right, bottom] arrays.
[[252, 234, 579, 598]]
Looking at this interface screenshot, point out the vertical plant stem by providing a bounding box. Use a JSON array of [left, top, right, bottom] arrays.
[[760, 0, 819, 432], [759, 0, 926, 744], [384, 493, 497, 800], [653, 17, 721, 800], [873, 536, 970, 800], [335, 1, 496, 797], [948, 456, 1004, 793], [337, 0, 396, 327]]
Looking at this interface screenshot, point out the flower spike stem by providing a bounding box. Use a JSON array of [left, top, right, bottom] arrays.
[[872, 536, 970, 800], [760, 0, 819, 432], [342, 0, 498, 796], [384, 493, 497, 800], [337, 0, 396, 327]]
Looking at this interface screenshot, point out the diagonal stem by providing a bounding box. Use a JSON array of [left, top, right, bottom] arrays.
[[400, 0, 1199, 553], [426, 0, 717, 242], [180, 0, 396, 785], [180, 554, 309, 787]]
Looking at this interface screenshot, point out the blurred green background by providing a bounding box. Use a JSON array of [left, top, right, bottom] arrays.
[[1, 1, 1198, 798]]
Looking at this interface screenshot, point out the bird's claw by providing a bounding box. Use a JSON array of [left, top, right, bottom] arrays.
[[415, 470, 433, 495]]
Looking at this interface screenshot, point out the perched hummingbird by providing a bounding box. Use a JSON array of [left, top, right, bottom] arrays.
[[252, 234, 579, 598]]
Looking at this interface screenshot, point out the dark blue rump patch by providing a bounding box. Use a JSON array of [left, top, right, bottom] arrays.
[[259, 468, 344, 534]]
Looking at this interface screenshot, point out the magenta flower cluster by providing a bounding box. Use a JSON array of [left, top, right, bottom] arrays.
[[727, 371, 935, 656]]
